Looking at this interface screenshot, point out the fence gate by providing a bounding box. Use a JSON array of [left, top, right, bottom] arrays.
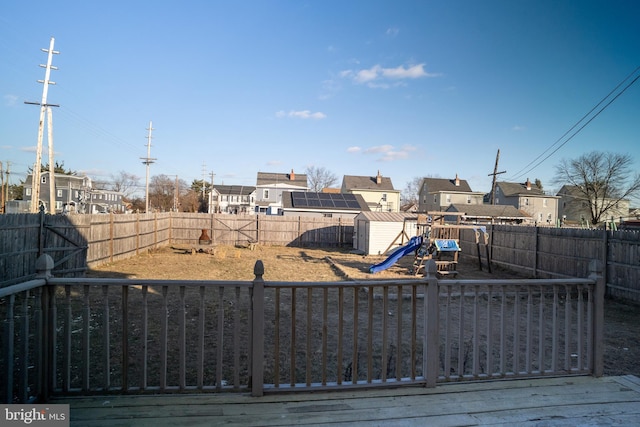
[[212, 216, 258, 246]]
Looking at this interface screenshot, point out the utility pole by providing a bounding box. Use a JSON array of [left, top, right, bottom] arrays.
[[174, 175, 179, 212], [46, 106, 56, 213], [140, 121, 156, 213], [0, 161, 4, 213], [4, 161, 10, 213], [25, 37, 59, 213], [209, 171, 215, 213], [201, 163, 207, 198], [488, 149, 506, 205]]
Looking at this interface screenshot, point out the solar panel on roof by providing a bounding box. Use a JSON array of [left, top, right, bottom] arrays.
[[319, 198, 336, 208]]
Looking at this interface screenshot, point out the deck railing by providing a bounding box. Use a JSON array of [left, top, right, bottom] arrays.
[[1, 257, 604, 403]]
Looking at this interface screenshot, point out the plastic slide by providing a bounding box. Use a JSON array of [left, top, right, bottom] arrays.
[[369, 235, 423, 273]]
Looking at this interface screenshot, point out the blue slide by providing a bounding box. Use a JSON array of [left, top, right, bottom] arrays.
[[369, 235, 423, 273]]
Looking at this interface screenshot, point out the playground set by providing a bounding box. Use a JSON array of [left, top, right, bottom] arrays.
[[368, 212, 491, 277]]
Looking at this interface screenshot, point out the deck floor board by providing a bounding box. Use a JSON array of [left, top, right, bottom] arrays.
[[53, 375, 640, 426]]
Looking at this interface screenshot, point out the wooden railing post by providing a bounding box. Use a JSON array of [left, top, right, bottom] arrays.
[[423, 259, 439, 387], [251, 260, 265, 397], [589, 259, 605, 377]]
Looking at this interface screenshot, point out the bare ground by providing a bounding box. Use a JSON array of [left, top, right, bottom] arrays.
[[87, 244, 640, 377]]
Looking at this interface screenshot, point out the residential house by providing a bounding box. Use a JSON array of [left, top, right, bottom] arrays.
[[254, 170, 308, 215], [210, 185, 256, 214], [281, 191, 370, 219], [341, 171, 400, 212], [23, 171, 125, 214], [418, 175, 484, 213], [493, 179, 559, 225], [556, 185, 630, 227]]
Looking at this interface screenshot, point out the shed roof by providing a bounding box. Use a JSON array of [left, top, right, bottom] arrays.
[[355, 212, 418, 222]]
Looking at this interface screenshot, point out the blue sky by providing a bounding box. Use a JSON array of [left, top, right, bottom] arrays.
[[1, 0, 639, 200]]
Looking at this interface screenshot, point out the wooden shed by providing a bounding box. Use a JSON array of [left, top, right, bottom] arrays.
[[354, 212, 419, 255]]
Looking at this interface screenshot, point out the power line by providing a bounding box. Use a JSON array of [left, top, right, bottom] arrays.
[[508, 66, 640, 182]]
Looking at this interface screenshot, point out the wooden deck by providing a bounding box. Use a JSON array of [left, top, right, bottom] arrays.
[[54, 375, 640, 426]]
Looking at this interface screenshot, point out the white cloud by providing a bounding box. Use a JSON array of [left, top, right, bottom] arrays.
[[386, 27, 399, 37], [276, 110, 327, 120], [4, 94, 18, 106], [341, 63, 440, 88], [356, 144, 418, 162], [266, 160, 282, 166], [347, 146, 362, 153], [512, 125, 526, 131], [364, 144, 395, 154]]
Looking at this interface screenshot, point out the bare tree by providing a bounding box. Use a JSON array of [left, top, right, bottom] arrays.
[[401, 176, 423, 205], [305, 166, 338, 192], [111, 171, 141, 201], [553, 151, 640, 225]]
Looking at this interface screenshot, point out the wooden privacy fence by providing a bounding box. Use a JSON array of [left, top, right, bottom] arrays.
[[459, 224, 640, 303], [1, 257, 604, 403], [1, 213, 354, 287]]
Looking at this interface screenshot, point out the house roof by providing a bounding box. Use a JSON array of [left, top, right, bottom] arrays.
[[421, 176, 474, 193], [342, 172, 397, 191], [447, 204, 531, 219], [282, 191, 370, 212], [213, 185, 256, 196], [496, 180, 546, 197], [256, 171, 307, 187]]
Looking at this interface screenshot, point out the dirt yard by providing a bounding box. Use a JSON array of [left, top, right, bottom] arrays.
[[87, 244, 640, 377]]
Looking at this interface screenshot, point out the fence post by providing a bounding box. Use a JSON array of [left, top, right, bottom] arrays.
[[35, 254, 54, 402], [589, 259, 605, 377], [251, 260, 265, 397], [423, 259, 439, 387]]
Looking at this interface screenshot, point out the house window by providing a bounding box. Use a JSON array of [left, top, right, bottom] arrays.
[[445, 194, 451, 203], [323, 213, 333, 218], [524, 198, 529, 206], [57, 190, 63, 197], [263, 189, 269, 199], [433, 195, 437, 203], [26, 188, 32, 196], [41, 176, 47, 184], [381, 194, 387, 202], [543, 199, 548, 207], [467, 195, 472, 204]]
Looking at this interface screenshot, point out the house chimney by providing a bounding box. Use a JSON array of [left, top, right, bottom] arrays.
[[376, 170, 382, 185], [289, 169, 295, 181], [454, 174, 460, 187], [526, 178, 531, 191]]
